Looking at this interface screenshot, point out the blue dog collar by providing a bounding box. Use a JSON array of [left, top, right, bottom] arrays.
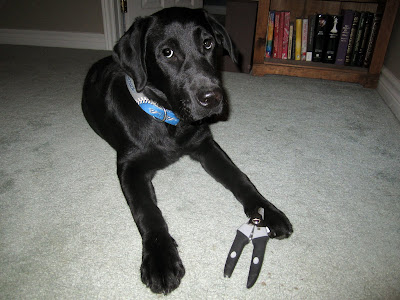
[[125, 75, 179, 126]]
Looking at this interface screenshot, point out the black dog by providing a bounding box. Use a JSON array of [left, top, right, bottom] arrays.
[[82, 7, 292, 295]]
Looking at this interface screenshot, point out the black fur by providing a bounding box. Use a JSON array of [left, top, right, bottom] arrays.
[[82, 8, 292, 295]]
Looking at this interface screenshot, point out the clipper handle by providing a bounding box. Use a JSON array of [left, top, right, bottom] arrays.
[[224, 230, 249, 278], [247, 236, 269, 288]]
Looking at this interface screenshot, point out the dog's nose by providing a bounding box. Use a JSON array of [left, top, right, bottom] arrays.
[[197, 89, 223, 108]]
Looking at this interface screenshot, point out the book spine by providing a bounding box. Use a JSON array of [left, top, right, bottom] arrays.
[[291, 24, 296, 60], [335, 10, 354, 65], [265, 11, 275, 58], [345, 11, 360, 65], [356, 12, 374, 66], [295, 18, 302, 60], [306, 14, 316, 61], [351, 12, 367, 66], [273, 12, 281, 59], [278, 11, 284, 59], [288, 22, 294, 60], [301, 19, 308, 61], [323, 15, 342, 63], [282, 12, 290, 59], [313, 14, 327, 62], [363, 13, 382, 68]]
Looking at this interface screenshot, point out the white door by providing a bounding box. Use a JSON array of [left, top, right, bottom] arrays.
[[123, 0, 203, 31]]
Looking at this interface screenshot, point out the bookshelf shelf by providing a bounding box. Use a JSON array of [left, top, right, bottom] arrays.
[[251, 0, 399, 88]]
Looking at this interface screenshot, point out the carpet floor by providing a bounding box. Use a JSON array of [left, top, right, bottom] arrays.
[[1, 45, 399, 299]]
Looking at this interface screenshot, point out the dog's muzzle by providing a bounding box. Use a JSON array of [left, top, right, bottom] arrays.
[[196, 88, 223, 109]]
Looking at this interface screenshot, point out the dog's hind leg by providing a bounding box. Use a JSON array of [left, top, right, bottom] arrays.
[[117, 159, 185, 295]]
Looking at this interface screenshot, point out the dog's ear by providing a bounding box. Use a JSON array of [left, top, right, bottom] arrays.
[[203, 11, 238, 64], [113, 17, 153, 92]]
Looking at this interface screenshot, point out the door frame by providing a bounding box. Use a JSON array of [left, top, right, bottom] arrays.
[[101, 0, 124, 50]]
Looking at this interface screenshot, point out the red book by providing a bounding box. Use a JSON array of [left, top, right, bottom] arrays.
[[278, 12, 284, 59], [273, 12, 281, 58], [281, 12, 290, 59]]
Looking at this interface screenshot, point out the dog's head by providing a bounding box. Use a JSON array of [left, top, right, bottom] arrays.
[[113, 8, 237, 123]]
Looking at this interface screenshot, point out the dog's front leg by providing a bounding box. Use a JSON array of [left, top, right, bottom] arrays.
[[117, 160, 185, 295], [191, 139, 293, 239]]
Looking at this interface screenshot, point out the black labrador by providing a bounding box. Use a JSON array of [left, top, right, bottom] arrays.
[[82, 7, 292, 294]]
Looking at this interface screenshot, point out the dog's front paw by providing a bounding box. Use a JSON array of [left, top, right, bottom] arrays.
[[263, 207, 293, 239], [141, 234, 185, 295]]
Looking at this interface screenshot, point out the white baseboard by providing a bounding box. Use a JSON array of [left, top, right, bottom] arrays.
[[377, 66, 400, 121], [0, 29, 106, 50]]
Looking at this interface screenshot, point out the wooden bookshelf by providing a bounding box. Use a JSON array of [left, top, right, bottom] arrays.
[[251, 0, 399, 88]]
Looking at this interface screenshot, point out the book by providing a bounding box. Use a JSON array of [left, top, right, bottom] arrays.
[[363, 13, 382, 68], [273, 11, 281, 58], [313, 14, 328, 62], [323, 15, 342, 63], [356, 12, 374, 66], [295, 18, 302, 60], [345, 11, 360, 65], [288, 23, 294, 59], [291, 24, 296, 60], [335, 10, 354, 65], [282, 12, 290, 59], [306, 15, 316, 61], [278, 11, 284, 59], [265, 11, 275, 58], [301, 18, 308, 61], [351, 12, 367, 66]]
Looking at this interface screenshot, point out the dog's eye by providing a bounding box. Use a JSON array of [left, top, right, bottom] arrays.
[[203, 39, 213, 50], [162, 48, 174, 58]]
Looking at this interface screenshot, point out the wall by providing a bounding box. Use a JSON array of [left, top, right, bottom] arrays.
[[0, 0, 107, 50], [383, 7, 400, 80], [0, 0, 103, 33], [378, 7, 400, 121]]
